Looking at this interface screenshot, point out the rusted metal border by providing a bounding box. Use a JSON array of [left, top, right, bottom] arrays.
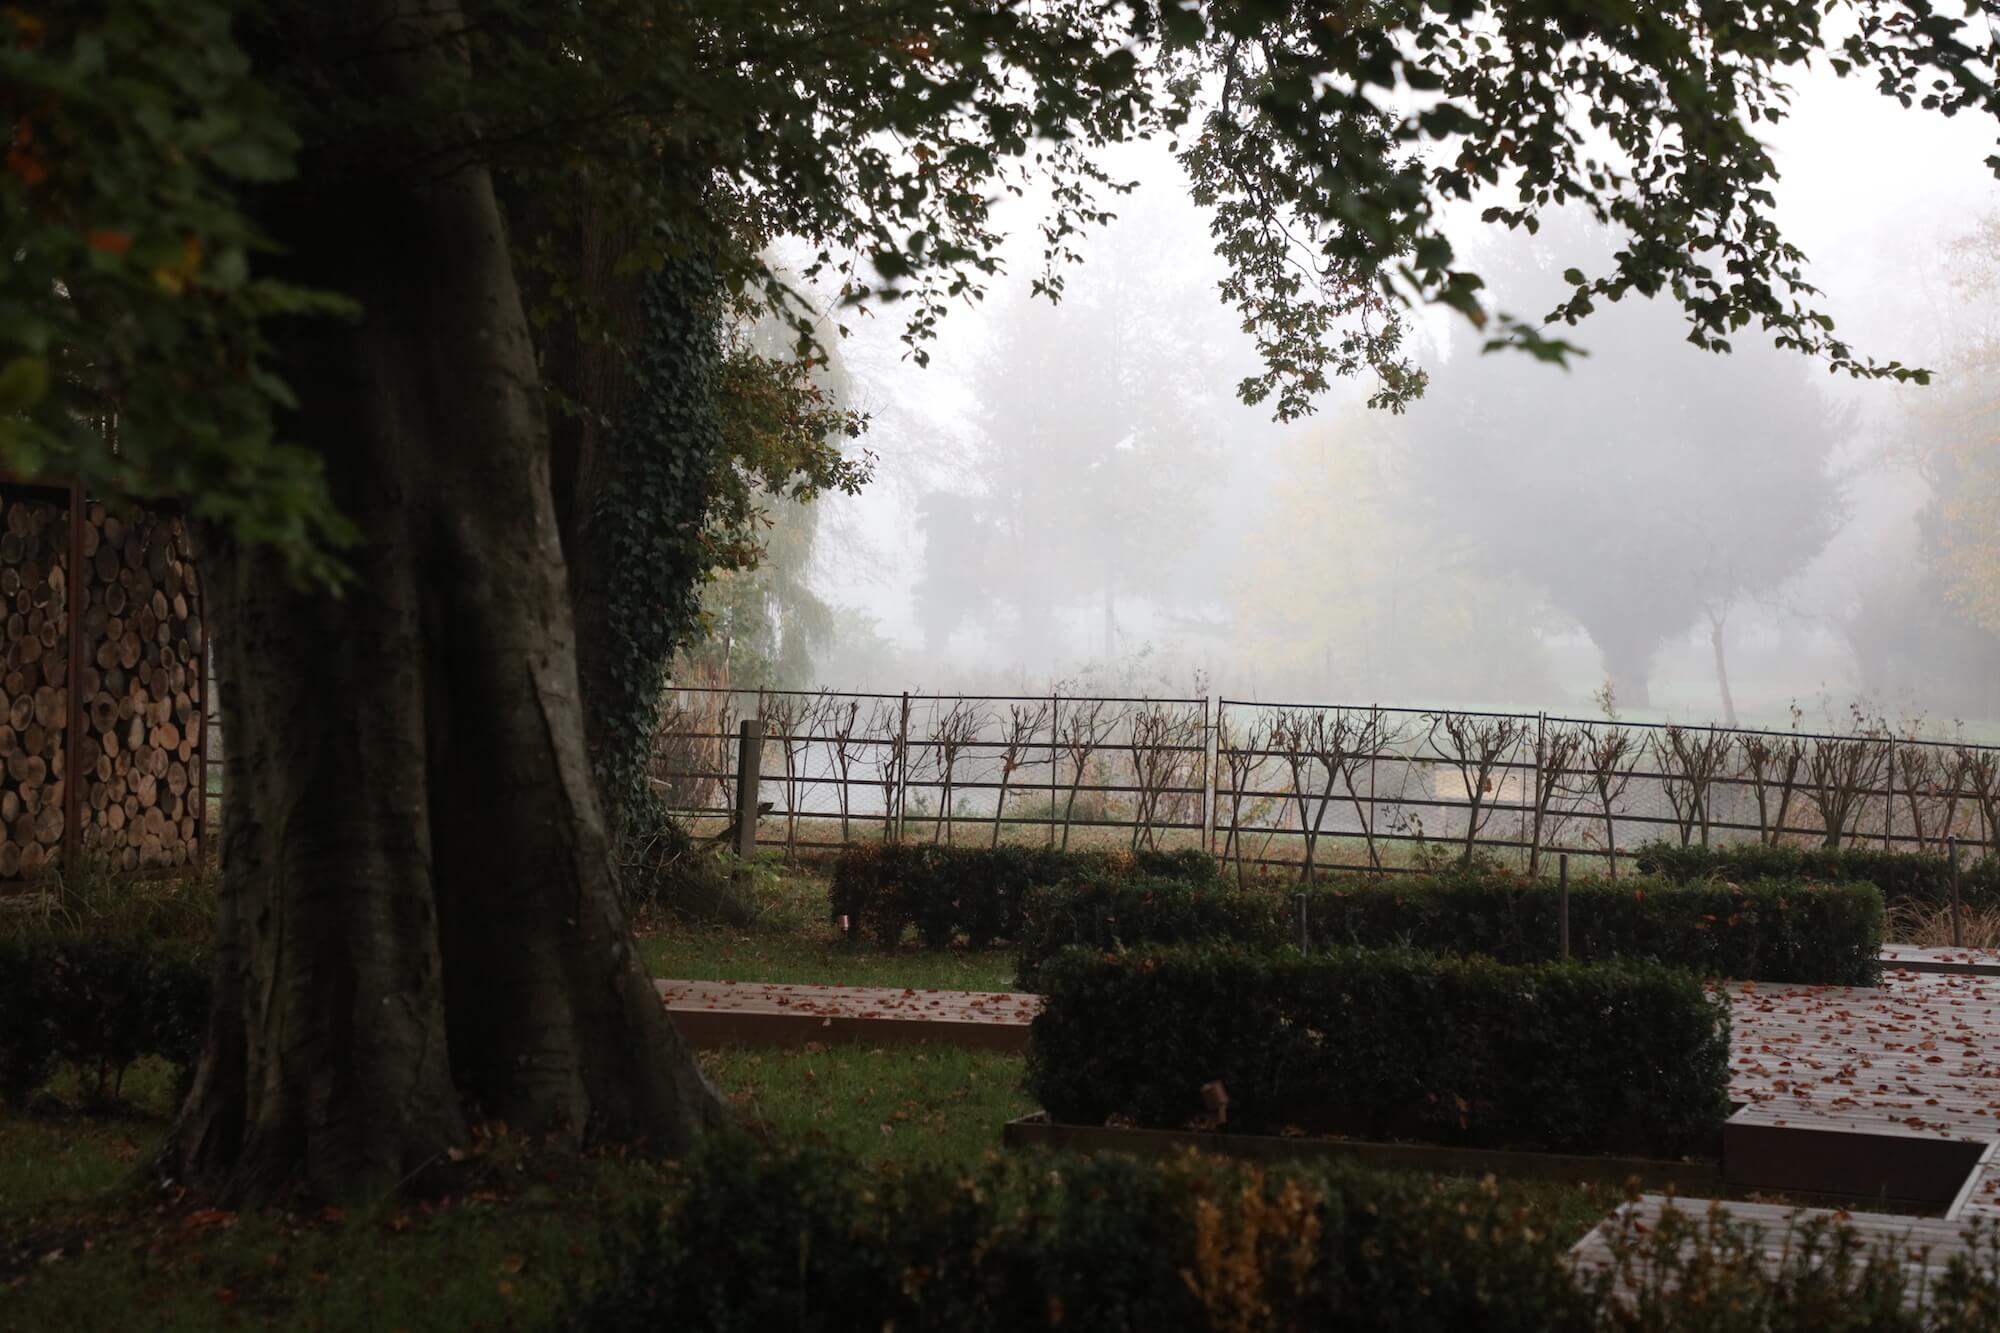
[[1722, 1118, 1986, 1213]]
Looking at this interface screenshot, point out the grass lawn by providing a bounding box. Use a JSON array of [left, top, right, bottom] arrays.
[[0, 1041, 1027, 1332], [632, 855, 1022, 991], [707, 1043, 1032, 1168], [2, 1048, 1620, 1331]]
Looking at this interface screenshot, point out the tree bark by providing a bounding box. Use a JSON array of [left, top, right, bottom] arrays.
[[166, 0, 726, 1206], [1594, 630, 1657, 713], [546, 210, 645, 574], [1707, 607, 1739, 729]]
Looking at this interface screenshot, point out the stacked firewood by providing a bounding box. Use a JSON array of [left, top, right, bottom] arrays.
[[0, 497, 70, 877], [0, 495, 205, 878], [77, 505, 203, 872]]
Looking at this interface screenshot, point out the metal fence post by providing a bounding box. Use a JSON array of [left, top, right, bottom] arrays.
[[1527, 711, 1546, 876], [1885, 742, 1895, 851], [1202, 695, 1218, 858], [896, 691, 911, 842], [734, 719, 763, 860], [1950, 837, 1964, 949], [1294, 892, 1309, 953], [1558, 853, 1571, 962], [1048, 693, 1059, 849]]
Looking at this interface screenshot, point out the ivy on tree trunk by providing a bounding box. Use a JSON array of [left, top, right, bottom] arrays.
[[563, 233, 725, 849]]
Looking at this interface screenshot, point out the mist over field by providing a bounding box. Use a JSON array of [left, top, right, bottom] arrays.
[[700, 68, 2000, 739]]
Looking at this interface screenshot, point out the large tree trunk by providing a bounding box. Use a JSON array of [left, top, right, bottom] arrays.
[[1594, 629, 1657, 713], [167, 0, 725, 1205], [1706, 607, 1739, 729]]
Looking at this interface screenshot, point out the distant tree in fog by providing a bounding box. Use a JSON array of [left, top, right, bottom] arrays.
[[1923, 214, 2000, 633], [914, 490, 990, 658], [1402, 218, 1848, 713], [919, 220, 1225, 671], [1234, 422, 1554, 705], [1848, 212, 2000, 723]]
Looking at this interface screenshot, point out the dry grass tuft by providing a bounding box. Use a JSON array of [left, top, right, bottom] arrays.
[[1884, 899, 2000, 949]]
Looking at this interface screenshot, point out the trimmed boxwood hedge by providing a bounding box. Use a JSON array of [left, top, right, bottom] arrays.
[[569, 1137, 1994, 1332], [1013, 875, 1286, 989], [0, 931, 209, 1106], [568, 1139, 1593, 1332], [1634, 839, 2000, 907], [1026, 945, 1731, 1157], [1014, 872, 1882, 989], [829, 842, 1214, 950]]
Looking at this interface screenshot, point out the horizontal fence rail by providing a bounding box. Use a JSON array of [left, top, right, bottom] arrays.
[[651, 687, 2000, 875]]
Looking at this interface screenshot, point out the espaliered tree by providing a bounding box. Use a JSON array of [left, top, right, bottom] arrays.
[[4, 0, 1995, 1206]]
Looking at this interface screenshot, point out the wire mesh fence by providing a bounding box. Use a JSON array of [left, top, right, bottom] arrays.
[[653, 687, 1211, 858], [654, 687, 2000, 876]]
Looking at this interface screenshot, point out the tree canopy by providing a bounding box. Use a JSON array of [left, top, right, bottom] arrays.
[[1171, 0, 1998, 417], [10, 1, 1997, 578]]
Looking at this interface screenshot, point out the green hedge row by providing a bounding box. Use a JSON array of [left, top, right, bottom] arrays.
[[568, 1139, 1995, 1332], [1013, 872, 1883, 989], [828, 842, 1214, 949], [567, 1142, 1588, 1332], [0, 932, 210, 1106], [1026, 946, 1731, 1158], [1635, 839, 2000, 906]]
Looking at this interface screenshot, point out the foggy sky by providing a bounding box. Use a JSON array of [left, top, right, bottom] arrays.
[[781, 57, 2000, 735]]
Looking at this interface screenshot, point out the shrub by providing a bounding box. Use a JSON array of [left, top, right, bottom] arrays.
[[566, 1139, 1593, 1333], [1635, 839, 2000, 907], [0, 932, 211, 1108], [1026, 946, 1731, 1157], [829, 843, 1215, 950], [1308, 873, 1881, 986], [569, 1139, 2000, 1332], [1013, 876, 1286, 990], [0, 943, 61, 1105], [1015, 873, 1881, 989]]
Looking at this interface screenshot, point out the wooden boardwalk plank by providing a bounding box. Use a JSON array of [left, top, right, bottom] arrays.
[[1570, 1195, 1984, 1309], [1724, 973, 2000, 1146], [1881, 944, 2000, 977]]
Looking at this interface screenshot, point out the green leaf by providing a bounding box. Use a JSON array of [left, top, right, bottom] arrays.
[[0, 357, 49, 413]]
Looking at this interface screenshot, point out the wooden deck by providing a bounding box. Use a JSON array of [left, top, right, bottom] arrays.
[[1579, 969, 2000, 1291], [1881, 943, 2000, 976], [1721, 969, 2000, 1207], [1569, 1194, 1993, 1307], [1724, 970, 2000, 1144]]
